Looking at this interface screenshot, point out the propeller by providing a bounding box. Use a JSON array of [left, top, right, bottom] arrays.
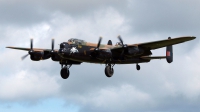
[[50, 38, 55, 53], [21, 38, 34, 60], [95, 37, 102, 51], [21, 54, 29, 60], [91, 37, 102, 57], [117, 35, 127, 58], [29, 38, 34, 54], [117, 35, 127, 48]]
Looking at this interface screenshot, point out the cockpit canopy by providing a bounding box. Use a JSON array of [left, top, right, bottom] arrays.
[[68, 38, 86, 45]]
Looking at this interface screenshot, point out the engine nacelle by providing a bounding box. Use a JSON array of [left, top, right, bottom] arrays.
[[100, 49, 112, 59], [30, 52, 43, 61], [30, 52, 50, 61], [51, 53, 61, 61], [127, 47, 144, 55], [91, 49, 112, 59]]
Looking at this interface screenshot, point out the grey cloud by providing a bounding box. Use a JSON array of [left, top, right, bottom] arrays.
[[0, 0, 127, 26], [0, 2, 50, 26], [1, 1, 200, 112], [126, 0, 200, 35], [38, 0, 126, 13]]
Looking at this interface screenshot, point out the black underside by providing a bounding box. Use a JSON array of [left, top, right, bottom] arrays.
[[57, 44, 152, 64]]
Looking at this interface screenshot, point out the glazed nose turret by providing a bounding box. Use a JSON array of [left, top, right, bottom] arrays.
[[59, 42, 70, 55]]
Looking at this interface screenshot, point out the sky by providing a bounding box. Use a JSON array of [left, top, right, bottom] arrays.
[[0, 0, 200, 112]]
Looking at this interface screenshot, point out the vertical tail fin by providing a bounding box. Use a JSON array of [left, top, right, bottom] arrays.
[[107, 40, 112, 45], [166, 37, 173, 63]]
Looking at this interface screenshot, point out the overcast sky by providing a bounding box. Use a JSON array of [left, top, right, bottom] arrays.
[[0, 0, 200, 112]]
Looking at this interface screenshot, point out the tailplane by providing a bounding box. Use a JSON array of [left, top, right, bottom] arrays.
[[140, 56, 166, 60]]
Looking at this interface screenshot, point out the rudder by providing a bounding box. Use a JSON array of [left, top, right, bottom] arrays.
[[166, 37, 173, 63]]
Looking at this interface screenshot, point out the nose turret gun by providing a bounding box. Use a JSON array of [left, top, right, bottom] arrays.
[[59, 42, 71, 56]]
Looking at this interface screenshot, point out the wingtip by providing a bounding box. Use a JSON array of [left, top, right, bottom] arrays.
[[191, 36, 196, 39], [178, 36, 196, 40], [6, 46, 12, 48], [187, 36, 196, 40]]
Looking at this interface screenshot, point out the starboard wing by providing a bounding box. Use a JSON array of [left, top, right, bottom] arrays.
[[134, 36, 196, 50], [110, 36, 196, 56]]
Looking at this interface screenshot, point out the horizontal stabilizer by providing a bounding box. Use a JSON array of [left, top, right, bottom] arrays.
[[141, 56, 166, 60]]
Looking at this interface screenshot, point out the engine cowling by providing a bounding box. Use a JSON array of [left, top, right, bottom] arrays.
[[95, 49, 112, 59], [30, 52, 43, 61], [90, 49, 112, 60], [30, 52, 50, 61], [127, 47, 144, 55], [51, 53, 61, 61]]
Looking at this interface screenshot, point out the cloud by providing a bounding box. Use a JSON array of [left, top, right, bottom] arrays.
[[127, 0, 200, 35], [0, 70, 60, 102], [0, 0, 200, 112], [68, 84, 154, 112], [0, 0, 127, 26]]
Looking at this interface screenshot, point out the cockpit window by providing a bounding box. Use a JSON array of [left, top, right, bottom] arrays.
[[68, 38, 86, 45]]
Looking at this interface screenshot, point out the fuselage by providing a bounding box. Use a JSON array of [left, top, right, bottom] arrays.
[[58, 39, 151, 64]]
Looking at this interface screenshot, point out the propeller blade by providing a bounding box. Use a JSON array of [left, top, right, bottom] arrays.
[[117, 35, 124, 46], [118, 35, 127, 58], [52, 38, 54, 50], [30, 38, 33, 49], [21, 54, 29, 60], [97, 37, 102, 48]]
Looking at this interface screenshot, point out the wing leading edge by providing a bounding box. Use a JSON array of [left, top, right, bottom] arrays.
[[6, 47, 51, 52]]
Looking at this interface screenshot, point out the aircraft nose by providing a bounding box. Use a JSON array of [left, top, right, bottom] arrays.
[[59, 42, 71, 56]]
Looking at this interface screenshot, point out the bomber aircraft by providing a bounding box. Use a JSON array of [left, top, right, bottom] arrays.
[[7, 36, 195, 79]]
